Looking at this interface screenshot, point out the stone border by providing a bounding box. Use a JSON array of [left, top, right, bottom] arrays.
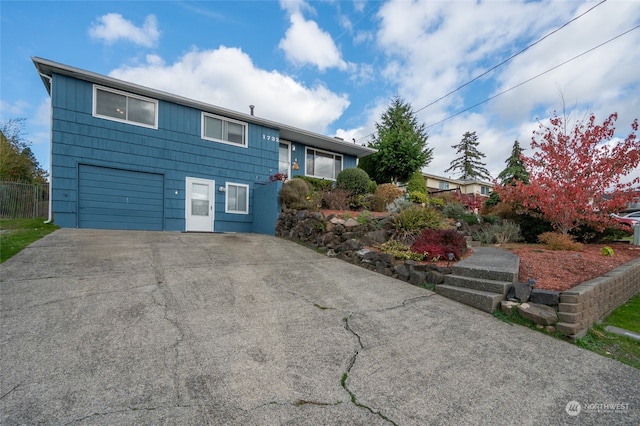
[[556, 258, 640, 339]]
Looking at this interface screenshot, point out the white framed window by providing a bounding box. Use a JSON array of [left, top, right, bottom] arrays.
[[93, 85, 158, 129], [279, 141, 291, 177], [481, 186, 490, 196], [306, 148, 342, 180], [439, 181, 450, 190], [202, 113, 247, 147], [225, 182, 249, 214]]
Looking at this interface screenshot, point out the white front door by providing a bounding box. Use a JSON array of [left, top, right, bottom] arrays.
[[186, 177, 214, 232]]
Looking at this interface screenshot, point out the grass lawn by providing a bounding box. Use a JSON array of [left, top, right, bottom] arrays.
[[494, 299, 640, 371], [602, 293, 640, 334], [0, 218, 59, 263]]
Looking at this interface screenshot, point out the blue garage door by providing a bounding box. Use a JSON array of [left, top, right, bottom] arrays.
[[78, 165, 164, 230]]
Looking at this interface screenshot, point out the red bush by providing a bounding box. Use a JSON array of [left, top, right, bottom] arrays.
[[410, 228, 468, 260]]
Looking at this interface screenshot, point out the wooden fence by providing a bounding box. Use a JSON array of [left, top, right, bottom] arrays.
[[0, 181, 49, 219]]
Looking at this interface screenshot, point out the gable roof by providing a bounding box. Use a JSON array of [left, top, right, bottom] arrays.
[[32, 57, 376, 158]]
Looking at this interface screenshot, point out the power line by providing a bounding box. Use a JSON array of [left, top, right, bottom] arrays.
[[413, 0, 608, 114], [424, 24, 640, 129]]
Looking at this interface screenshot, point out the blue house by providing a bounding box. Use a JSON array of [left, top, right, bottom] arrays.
[[32, 57, 374, 234]]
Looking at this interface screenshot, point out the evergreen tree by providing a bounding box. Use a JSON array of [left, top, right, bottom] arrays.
[[498, 140, 529, 185], [445, 131, 491, 181], [359, 97, 432, 184]]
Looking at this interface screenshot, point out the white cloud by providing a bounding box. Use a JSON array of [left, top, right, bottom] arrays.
[[0, 99, 29, 119], [108, 47, 349, 133], [89, 13, 160, 47], [334, 0, 639, 182], [279, 12, 348, 71]]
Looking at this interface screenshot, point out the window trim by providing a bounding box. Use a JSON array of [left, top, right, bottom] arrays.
[[93, 85, 158, 129], [305, 147, 343, 180], [201, 112, 248, 148], [279, 140, 291, 178], [225, 182, 249, 214], [438, 181, 450, 190]]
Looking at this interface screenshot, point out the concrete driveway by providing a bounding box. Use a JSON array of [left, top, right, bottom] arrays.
[[1, 229, 638, 425]]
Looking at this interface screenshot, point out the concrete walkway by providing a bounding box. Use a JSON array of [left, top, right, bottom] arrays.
[[1, 229, 638, 425]]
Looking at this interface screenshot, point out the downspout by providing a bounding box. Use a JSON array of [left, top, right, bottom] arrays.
[[38, 71, 54, 224]]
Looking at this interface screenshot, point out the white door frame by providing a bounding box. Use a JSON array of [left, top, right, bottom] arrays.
[[279, 140, 291, 178], [185, 177, 215, 232]]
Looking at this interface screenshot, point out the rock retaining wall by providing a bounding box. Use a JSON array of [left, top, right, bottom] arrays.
[[555, 258, 640, 339], [275, 209, 451, 287]]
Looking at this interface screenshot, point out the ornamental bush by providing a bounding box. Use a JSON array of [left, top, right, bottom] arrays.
[[375, 183, 404, 205], [538, 232, 583, 251], [393, 205, 443, 243], [279, 178, 312, 210], [336, 168, 371, 195], [410, 228, 468, 260], [406, 170, 428, 194]]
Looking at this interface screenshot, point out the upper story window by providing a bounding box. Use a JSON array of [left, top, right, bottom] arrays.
[[93, 86, 157, 129], [306, 148, 342, 180], [438, 181, 450, 190], [202, 113, 247, 147], [481, 186, 491, 196]]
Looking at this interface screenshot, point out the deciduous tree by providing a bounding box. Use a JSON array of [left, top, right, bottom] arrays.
[[0, 118, 47, 184], [496, 112, 639, 235]]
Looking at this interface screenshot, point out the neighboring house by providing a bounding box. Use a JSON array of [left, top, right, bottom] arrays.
[[422, 173, 493, 197], [33, 57, 374, 234]]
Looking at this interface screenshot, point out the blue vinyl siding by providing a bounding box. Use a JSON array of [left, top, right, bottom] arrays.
[[78, 165, 164, 230], [48, 73, 358, 233]]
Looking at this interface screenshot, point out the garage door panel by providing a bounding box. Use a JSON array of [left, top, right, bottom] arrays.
[[78, 165, 164, 231]]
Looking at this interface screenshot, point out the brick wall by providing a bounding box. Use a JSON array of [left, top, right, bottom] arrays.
[[556, 258, 640, 339]]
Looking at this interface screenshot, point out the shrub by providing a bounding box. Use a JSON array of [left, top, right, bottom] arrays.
[[279, 178, 312, 210], [428, 197, 446, 208], [367, 194, 387, 212], [321, 188, 351, 210], [336, 168, 371, 195], [349, 194, 369, 210], [601, 246, 614, 256], [460, 213, 479, 226], [393, 205, 443, 243], [368, 180, 378, 194], [472, 225, 496, 245], [298, 175, 333, 192], [409, 191, 429, 204], [411, 228, 468, 260], [379, 240, 425, 261], [538, 232, 583, 251], [442, 202, 467, 219], [494, 221, 522, 244], [375, 183, 404, 205], [406, 170, 428, 194]]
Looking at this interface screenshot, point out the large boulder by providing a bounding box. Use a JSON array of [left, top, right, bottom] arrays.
[[518, 303, 558, 326]]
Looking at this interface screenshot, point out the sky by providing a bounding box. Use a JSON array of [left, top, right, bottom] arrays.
[[1, 0, 639, 183]]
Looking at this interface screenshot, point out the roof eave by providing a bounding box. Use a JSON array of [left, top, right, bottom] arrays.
[[31, 57, 376, 158]]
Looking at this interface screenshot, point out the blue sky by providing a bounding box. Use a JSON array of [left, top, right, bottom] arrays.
[[2, 0, 639, 182]]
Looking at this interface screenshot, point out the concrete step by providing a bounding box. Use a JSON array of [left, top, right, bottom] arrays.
[[453, 247, 519, 283], [452, 264, 517, 283], [443, 274, 513, 297], [435, 285, 503, 313]]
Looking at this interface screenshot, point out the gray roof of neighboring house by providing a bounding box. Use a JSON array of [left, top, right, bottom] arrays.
[[32, 57, 376, 158], [422, 172, 494, 187]]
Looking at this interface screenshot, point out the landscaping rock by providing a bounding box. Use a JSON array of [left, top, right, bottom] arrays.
[[518, 302, 558, 326], [394, 264, 410, 281], [426, 271, 444, 285], [339, 239, 362, 252], [500, 300, 519, 315], [344, 218, 359, 228], [360, 229, 389, 246], [514, 282, 532, 302], [409, 270, 427, 286], [529, 289, 560, 306]]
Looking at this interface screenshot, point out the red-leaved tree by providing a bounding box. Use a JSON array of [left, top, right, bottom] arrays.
[[497, 112, 639, 235]]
